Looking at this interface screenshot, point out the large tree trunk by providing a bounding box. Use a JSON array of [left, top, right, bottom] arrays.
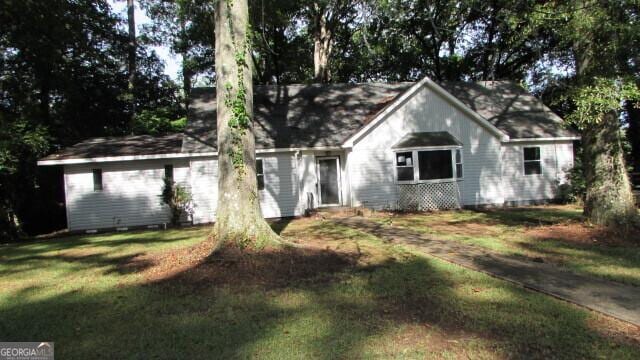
[[582, 112, 636, 226], [127, 0, 136, 130], [182, 54, 192, 111], [214, 0, 279, 249], [312, 4, 332, 83], [572, 21, 637, 227]]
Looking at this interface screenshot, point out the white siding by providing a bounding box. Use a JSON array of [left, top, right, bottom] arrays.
[[64, 159, 189, 231], [65, 153, 303, 231], [188, 152, 301, 224], [258, 153, 300, 218], [501, 142, 574, 202], [348, 84, 504, 208], [298, 151, 318, 210], [190, 157, 217, 224]]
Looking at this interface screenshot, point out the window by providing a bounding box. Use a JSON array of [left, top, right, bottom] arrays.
[[92, 169, 103, 191], [164, 164, 174, 181], [523, 147, 542, 175], [256, 159, 265, 190], [395, 152, 414, 181], [455, 149, 463, 178], [418, 150, 453, 180], [394, 148, 463, 182]]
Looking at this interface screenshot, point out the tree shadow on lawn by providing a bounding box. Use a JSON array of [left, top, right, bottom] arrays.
[[513, 239, 640, 286], [0, 229, 205, 277], [472, 206, 584, 227], [1, 238, 639, 359]]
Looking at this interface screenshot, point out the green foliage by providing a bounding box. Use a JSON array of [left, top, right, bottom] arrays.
[[566, 78, 640, 130], [132, 108, 187, 135], [0, 0, 184, 237], [160, 178, 194, 226], [558, 164, 587, 204]]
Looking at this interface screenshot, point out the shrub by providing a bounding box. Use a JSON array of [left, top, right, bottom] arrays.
[[558, 164, 586, 204], [161, 178, 194, 226]]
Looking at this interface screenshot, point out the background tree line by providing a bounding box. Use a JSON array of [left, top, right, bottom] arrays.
[[1, 0, 638, 239]]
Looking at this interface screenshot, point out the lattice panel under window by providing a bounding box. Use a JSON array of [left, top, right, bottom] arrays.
[[398, 181, 462, 211]]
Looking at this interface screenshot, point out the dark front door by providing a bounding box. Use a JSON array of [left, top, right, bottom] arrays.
[[318, 157, 340, 205]]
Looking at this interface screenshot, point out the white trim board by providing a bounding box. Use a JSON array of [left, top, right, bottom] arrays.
[[503, 137, 580, 143], [38, 146, 344, 166]]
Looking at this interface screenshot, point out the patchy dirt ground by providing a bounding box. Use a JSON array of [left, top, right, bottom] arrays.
[[127, 234, 370, 289], [526, 223, 640, 247]]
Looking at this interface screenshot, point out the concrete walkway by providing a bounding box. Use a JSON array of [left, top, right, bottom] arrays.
[[333, 217, 640, 326]]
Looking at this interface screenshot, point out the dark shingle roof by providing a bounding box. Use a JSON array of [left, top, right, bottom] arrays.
[[182, 83, 413, 152], [40, 134, 183, 161], [41, 79, 576, 162], [438, 81, 577, 139], [392, 132, 463, 149]]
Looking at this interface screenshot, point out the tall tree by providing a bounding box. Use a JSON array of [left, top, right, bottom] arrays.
[[214, 0, 279, 247], [550, 0, 639, 227], [141, 0, 216, 109], [305, 1, 357, 83], [249, 0, 310, 84], [0, 0, 182, 239], [127, 0, 137, 127]]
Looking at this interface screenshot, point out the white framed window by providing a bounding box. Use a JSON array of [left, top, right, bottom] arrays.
[[394, 147, 463, 183], [256, 159, 265, 190], [455, 149, 463, 178], [523, 147, 542, 175], [395, 152, 414, 182]]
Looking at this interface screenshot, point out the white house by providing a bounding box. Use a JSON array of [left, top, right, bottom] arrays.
[[38, 77, 579, 232]]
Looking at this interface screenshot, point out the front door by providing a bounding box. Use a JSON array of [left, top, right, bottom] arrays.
[[317, 157, 341, 206]]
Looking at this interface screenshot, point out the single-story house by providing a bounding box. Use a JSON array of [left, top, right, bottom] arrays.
[[38, 77, 579, 232]]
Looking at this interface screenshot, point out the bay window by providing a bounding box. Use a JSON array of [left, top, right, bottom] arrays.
[[455, 149, 463, 178], [394, 148, 463, 183], [418, 150, 453, 180]]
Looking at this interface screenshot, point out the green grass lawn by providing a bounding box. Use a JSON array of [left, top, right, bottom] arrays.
[[370, 205, 640, 287], [1, 215, 639, 359]]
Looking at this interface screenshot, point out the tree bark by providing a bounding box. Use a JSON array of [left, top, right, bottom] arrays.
[[582, 112, 636, 227], [572, 22, 637, 227], [127, 0, 136, 130], [182, 56, 192, 111], [312, 4, 332, 83], [214, 0, 279, 249]]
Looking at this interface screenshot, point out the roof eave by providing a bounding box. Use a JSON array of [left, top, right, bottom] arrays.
[[502, 136, 581, 143], [37, 152, 217, 166]]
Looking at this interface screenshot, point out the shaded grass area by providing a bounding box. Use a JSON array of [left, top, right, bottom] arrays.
[[370, 205, 640, 286], [1, 218, 639, 359]]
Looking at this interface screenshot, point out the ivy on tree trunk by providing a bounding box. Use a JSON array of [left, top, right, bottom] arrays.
[[213, 0, 280, 250]]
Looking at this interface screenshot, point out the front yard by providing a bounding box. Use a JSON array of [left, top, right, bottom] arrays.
[[1, 206, 639, 359], [367, 205, 640, 286]]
